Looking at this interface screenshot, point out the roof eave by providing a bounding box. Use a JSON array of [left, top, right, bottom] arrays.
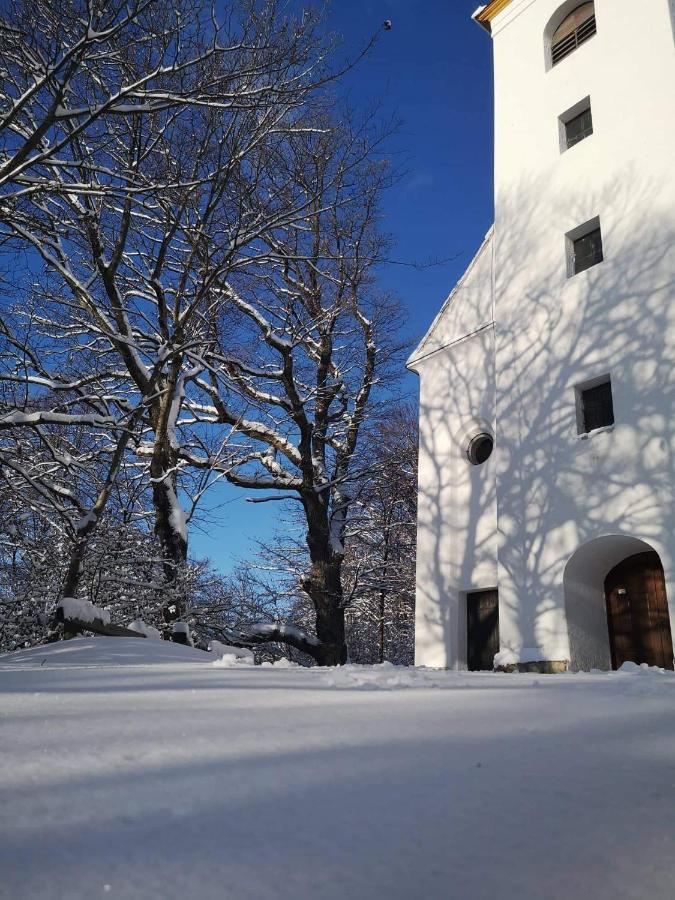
[[473, 0, 515, 32], [472, 7, 492, 33]]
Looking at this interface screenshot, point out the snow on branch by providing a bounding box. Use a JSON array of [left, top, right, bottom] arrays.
[[55, 599, 150, 639], [0, 411, 118, 430], [222, 622, 321, 658], [57, 597, 110, 626]]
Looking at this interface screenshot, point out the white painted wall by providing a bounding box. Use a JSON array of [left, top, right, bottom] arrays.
[[410, 0, 675, 669], [491, 0, 675, 666], [409, 237, 498, 668]]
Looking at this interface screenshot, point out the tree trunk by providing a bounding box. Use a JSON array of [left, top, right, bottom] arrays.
[[148, 366, 188, 616], [301, 555, 348, 665], [378, 535, 391, 664], [315, 600, 347, 665], [150, 444, 187, 581], [378, 590, 386, 664], [300, 490, 349, 665], [61, 534, 90, 601]]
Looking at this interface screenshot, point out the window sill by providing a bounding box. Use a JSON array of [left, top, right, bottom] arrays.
[[561, 133, 593, 154], [578, 424, 615, 440]]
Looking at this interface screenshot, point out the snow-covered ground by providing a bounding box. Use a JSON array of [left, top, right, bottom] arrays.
[[1, 639, 674, 900]]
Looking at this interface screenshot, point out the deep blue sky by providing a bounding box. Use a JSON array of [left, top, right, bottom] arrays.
[[190, 0, 495, 570]]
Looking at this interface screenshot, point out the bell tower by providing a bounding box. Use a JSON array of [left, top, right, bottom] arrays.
[[409, 1, 675, 671], [473, 0, 675, 669]]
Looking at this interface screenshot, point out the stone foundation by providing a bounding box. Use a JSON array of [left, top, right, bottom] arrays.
[[495, 660, 569, 674]]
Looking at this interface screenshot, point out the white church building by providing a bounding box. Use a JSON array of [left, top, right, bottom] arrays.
[[409, 0, 675, 672]]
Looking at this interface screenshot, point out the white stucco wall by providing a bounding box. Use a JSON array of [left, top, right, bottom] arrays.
[[409, 237, 498, 668], [491, 0, 675, 666], [410, 0, 675, 669], [412, 229, 495, 359]]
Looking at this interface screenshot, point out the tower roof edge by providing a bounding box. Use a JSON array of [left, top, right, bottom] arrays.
[[473, 0, 515, 33]]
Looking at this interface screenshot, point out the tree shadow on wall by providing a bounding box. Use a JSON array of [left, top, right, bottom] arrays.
[[415, 170, 674, 668]]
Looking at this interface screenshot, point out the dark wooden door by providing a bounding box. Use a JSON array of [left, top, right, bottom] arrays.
[[604, 552, 674, 670], [467, 590, 499, 671]]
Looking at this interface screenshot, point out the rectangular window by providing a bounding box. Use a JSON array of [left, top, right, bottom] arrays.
[[566, 107, 593, 147], [560, 103, 593, 150], [573, 228, 603, 273], [566, 217, 603, 276], [560, 99, 593, 151], [576, 375, 614, 434]]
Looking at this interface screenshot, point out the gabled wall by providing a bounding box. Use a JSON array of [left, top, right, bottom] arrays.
[[409, 237, 498, 668]]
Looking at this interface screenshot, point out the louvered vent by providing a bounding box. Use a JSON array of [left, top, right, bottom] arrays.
[[551, 3, 597, 66]]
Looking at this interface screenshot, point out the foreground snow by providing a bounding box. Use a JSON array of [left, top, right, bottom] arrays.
[[1, 639, 674, 899]]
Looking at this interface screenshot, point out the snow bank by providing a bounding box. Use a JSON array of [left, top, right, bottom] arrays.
[[58, 597, 110, 625], [212, 654, 254, 668], [321, 662, 447, 690], [127, 619, 162, 640], [323, 661, 675, 692], [208, 641, 254, 667], [0, 636, 211, 668], [564, 661, 675, 679], [617, 660, 675, 677], [2, 649, 675, 900], [208, 640, 254, 660]]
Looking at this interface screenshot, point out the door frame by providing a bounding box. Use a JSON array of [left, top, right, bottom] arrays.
[[465, 588, 500, 671], [604, 551, 674, 671]]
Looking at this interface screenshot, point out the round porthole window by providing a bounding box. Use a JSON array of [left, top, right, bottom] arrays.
[[466, 432, 494, 466]]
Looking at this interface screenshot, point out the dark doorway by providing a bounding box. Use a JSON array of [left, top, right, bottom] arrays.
[[604, 551, 674, 670], [467, 589, 499, 671]]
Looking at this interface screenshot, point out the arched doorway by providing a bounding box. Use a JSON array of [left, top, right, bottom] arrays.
[[605, 552, 674, 670], [563, 535, 674, 671]]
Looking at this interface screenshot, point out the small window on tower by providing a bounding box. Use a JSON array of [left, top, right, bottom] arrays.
[[575, 375, 614, 434], [573, 228, 603, 274], [566, 107, 593, 147], [559, 98, 593, 151], [565, 217, 603, 276]]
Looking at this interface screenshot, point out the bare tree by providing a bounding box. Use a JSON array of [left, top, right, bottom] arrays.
[[0, 0, 316, 195], [1, 2, 402, 665], [0, 328, 145, 605], [0, 0, 351, 610], [188, 115, 405, 664], [343, 405, 418, 664], [232, 404, 418, 665]]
